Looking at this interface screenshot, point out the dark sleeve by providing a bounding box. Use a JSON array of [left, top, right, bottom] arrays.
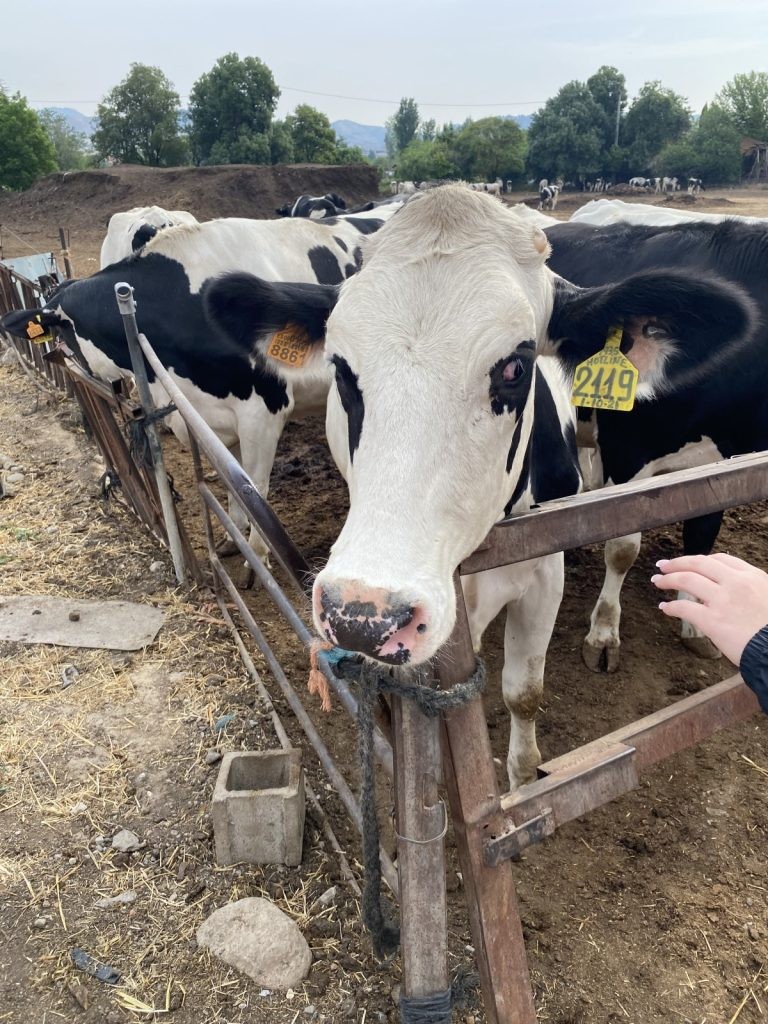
[[739, 625, 768, 714]]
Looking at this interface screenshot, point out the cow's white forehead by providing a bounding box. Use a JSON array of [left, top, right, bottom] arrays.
[[330, 186, 550, 356], [362, 185, 551, 265]]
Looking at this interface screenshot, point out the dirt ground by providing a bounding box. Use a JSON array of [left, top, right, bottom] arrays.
[[0, 171, 767, 1023]]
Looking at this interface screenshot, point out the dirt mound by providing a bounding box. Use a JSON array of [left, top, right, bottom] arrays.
[[0, 162, 380, 233]]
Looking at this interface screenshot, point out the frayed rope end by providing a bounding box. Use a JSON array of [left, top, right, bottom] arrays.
[[308, 640, 333, 712]]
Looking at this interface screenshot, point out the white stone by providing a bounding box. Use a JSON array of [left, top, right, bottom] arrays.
[[149, 561, 165, 573], [196, 898, 312, 991], [111, 828, 142, 853], [95, 890, 137, 909]]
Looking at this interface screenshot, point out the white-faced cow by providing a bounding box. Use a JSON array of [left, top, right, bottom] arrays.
[[1, 207, 400, 561], [688, 177, 703, 195], [100, 206, 199, 268], [203, 186, 753, 787], [545, 216, 763, 671]]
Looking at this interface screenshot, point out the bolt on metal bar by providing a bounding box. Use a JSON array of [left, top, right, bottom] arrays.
[[113, 284, 187, 585]]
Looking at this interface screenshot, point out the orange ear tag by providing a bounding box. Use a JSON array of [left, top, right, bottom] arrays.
[[266, 323, 312, 367], [571, 325, 638, 412], [26, 320, 53, 344]]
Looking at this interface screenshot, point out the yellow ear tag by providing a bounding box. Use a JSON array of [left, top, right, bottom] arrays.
[[571, 325, 638, 412], [266, 323, 312, 367], [26, 319, 53, 345]]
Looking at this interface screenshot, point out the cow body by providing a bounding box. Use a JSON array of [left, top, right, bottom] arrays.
[[100, 206, 198, 268], [539, 184, 560, 210], [546, 217, 766, 669], [204, 187, 753, 786], [2, 209, 397, 558], [275, 193, 348, 219]]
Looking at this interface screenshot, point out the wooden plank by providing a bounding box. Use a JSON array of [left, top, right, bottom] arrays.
[[490, 675, 760, 864], [392, 695, 449, 1004], [462, 449, 768, 574], [439, 580, 536, 1024]]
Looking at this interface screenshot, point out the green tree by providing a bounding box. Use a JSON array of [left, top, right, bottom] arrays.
[[189, 52, 279, 165], [285, 104, 338, 163], [396, 138, 456, 180], [653, 136, 698, 179], [0, 91, 57, 190], [451, 117, 526, 182], [420, 118, 437, 142], [386, 97, 419, 156], [333, 140, 367, 164], [694, 103, 742, 183], [38, 110, 89, 170], [587, 65, 627, 152], [93, 64, 188, 166], [622, 81, 691, 170], [269, 120, 294, 164], [714, 71, 768, 140], [527, 82, 606, 180]]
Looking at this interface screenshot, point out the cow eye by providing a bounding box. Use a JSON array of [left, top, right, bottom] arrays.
[[642, 323, 669, 339]]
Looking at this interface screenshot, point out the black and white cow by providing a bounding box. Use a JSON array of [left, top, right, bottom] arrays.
[[688, 177, 703, 195], [1, 207, 398, 560], [275, 193, 348, 219], [204, 187, 753, 786], [545, 217, 765, 671], [100, 206, 199, 268], [539, 184, 560, 211]]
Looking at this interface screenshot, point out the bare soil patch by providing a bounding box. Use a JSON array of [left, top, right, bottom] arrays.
[[0, 176, 767, 1023]]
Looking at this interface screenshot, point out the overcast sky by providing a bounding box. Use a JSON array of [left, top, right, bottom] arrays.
[[4, 0, 767, 126]]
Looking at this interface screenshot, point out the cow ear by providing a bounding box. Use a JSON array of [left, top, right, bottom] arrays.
[[546, 270, 756, 394], [204, 273, 338, 377], [0, 307, 62, 340]]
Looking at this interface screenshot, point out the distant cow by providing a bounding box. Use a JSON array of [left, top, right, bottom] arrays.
[[629, 176, 651, 190], [539, 184, 560, 211], [275, 193, 348, 219], [663, 176, 679, 194], [688, 177, 703, 195], [100, 206, 198, 269]]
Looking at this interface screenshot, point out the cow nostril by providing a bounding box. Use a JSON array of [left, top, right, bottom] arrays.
[[416, 623, 427, 633]]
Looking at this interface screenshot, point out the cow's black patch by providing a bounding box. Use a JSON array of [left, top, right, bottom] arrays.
[[131, 223, 158, 251], [332, 354, 364, 460], [488, 341, 535, 416], [308, 245, 345, 286], [333, 236, 348, 252], [344, 264, 357, 278], [352, 247, 363, 270], [341, 217, 383, 235]]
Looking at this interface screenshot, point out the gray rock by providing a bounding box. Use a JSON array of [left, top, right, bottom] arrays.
[[32, 917, 47, 930], [111, 829, 142, 853], [5, 472, 24, 485], [196, 897, 312, 991], [317, 886, 337, 907], [149, 561, 165, 573], [204, 748, 222, 766], [95, 890, 137, 909]]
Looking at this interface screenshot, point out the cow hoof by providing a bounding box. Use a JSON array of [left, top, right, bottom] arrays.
[[582, 638, 621, 673], [681, 635, 722, 660]]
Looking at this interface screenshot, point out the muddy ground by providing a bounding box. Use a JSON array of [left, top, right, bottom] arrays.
[[0, 170, 767, 1023]]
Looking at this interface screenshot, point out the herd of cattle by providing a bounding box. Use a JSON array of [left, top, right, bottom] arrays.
[[2, 185, 766, 789]]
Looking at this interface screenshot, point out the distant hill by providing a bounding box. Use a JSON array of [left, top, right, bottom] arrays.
[[332, 114, 533, 156], [42, 107, 96, 137], [332, 120, 387, 156]]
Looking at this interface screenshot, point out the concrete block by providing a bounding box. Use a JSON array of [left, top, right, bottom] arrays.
[[212, 749, 305, 867]]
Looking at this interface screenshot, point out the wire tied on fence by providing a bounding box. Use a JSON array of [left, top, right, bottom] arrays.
[[352, 656, 486, 961], [127, 404, 177, 467]]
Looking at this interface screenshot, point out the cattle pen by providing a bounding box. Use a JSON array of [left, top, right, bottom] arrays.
[[1, 269, 766, 1023]]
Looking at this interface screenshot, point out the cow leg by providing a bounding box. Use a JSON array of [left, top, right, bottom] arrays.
[[502, 553, 564, 789], [582, 532, 641, 673], [235, 406, 290, 566], [463, 554, 563, 789], [678, 512, 724, 659]]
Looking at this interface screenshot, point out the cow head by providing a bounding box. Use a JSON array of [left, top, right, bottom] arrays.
[[205, 186, 755, 666]]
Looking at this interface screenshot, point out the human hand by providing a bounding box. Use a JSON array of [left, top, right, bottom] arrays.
[[651, 552, 768, 666]]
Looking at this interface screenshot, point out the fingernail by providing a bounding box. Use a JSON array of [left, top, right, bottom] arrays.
[[655, 559, 669, 568], [651, 574, 661, 583]]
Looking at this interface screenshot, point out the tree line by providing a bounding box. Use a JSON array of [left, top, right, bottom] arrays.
[[2, 57, 768, 191], [388, 68, 768, 187]]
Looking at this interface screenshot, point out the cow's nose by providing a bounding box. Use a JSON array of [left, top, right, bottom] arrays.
[[313, 581, 429, 665]]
